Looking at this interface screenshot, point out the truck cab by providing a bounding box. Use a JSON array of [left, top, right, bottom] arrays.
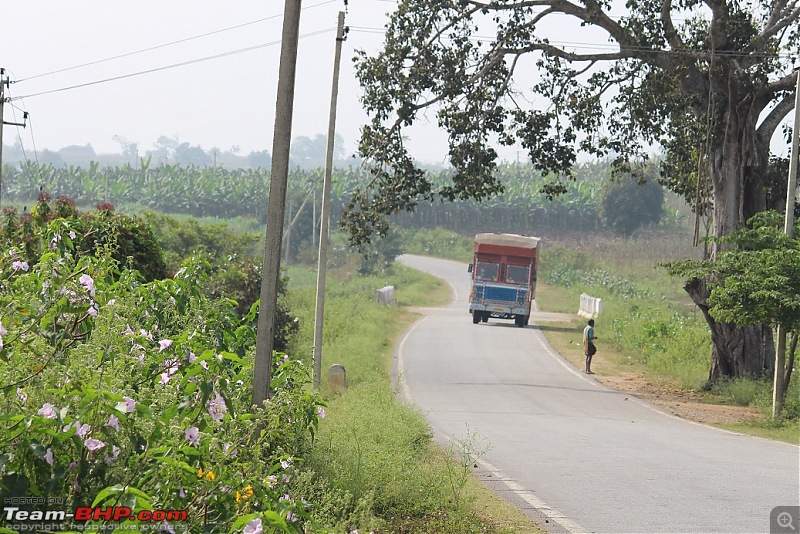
[[469, 233, 540, 327]]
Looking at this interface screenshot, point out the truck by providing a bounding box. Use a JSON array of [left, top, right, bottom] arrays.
[[468, 233, 540, 327]]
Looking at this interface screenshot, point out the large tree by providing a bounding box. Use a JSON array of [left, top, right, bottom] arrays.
[[347, 0, 800, 380]]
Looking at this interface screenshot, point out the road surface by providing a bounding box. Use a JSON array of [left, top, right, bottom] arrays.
[[396, 254, 800, 534]]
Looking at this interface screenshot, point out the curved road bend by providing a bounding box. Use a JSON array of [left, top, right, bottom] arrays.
[[395, 254, 800, 534]]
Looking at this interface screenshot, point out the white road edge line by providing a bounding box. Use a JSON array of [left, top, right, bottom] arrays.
[[475, 457, 589, 534], [396, 311, 587, 534]]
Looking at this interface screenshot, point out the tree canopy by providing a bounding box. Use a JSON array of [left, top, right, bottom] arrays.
[[346, 0, 799, 247]]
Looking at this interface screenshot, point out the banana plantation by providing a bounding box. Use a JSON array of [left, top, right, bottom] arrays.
[[0, 160, 672, 238]]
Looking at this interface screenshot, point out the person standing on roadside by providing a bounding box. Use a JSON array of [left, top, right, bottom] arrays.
[[583, 319, 597, 374]]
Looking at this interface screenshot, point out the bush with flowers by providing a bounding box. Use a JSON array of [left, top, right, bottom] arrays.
[[0, 216, 324, 532]]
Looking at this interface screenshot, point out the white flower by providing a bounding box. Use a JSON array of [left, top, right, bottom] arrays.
[[38, 403, 57, 419], [105, 414, 120, 431], [158, 339, 173, 352], [79, 274, 96, 297], [116, 397, 135, 413], [207, 393, 227, 422], [185, 426, 200, 446], [84, 438, 105, 452], [243, 518, 262, 534]]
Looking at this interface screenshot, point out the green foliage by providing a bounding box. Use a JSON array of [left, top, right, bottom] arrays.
[[0, 226, 323, 532], [141, 211, 299, 350], [347, 0, 798, 249], [599, 170, 665, 236], [0, 194, 167, 282], [666, 210, 800, 331]]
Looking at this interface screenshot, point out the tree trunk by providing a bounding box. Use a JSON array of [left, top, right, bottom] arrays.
[[685, 260, 775, 381], [678, 89, 778, 381]]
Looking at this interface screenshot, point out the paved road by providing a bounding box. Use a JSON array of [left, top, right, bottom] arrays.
[[395, 254, 800, 534]]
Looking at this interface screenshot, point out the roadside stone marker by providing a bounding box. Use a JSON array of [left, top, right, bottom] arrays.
[[328, 364, 347, 392]]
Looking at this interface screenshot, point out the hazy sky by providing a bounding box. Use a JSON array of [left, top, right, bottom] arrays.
[[1, 0, 444, 161], [1, 1, 795, 166]]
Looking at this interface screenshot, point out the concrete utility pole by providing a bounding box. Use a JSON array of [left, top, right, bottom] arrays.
[[774, 67, 800, 418], [313, 11, 346, 390], [252, 0, 303, 409]]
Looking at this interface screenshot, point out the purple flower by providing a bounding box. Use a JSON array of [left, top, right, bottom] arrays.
[[68, 231, 76, 239], [185, 426, 200, 446], [178, 487, 186, 499], [317, 406, 326, 419], [0, 321, 7, 335], [116, 397, 135, 414], [44, 448, 54, 466], [16, 388, 27, 403], [75, 422, 91, 438], [38, 403, 57, 419], [207, 393, 227, 422], [87, 304, 99, 317], [123, 325, 134, 335], [280, 457, 293, 470], [158, 339, 173, 352], [139, 329, 153, 340], [84, 438, 106, 451], [188, 352, 197, 363], [243, 518, 262, 534], [79, 274, 96, 297], [105, 414, 120, 431], [12, 260, 29, 272], [68, 461, 77, 471]]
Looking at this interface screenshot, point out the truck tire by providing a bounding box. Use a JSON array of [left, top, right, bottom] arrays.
[[481, 313, 488, 323], [472, 312, 481, 324], [515, 315, 525, 327]]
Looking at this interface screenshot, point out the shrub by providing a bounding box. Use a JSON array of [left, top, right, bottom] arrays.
[[0, 227, 323, 532]]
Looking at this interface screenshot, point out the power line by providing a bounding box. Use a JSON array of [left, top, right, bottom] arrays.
[[9, 28, 336, 101], [14, 0, 339, 84]]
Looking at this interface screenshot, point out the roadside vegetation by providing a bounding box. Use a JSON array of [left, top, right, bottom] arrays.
[[402, 228, 800, 444], [0, 200, 542, 533]]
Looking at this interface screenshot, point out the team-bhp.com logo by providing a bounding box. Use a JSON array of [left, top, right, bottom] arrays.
[[3, 505, 187, 530]]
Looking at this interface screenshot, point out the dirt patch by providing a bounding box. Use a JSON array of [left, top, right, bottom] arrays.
[[595, 371, 762, 425]]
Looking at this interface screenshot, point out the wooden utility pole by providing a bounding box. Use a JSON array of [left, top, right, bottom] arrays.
[[253, 0, 303, 408], [773, 67, 800, 418], [313, 12, 346, 389]]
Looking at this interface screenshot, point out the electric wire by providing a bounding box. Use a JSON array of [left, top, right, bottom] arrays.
[[14, 0, 340, 84], [10, 28, 336, 101]]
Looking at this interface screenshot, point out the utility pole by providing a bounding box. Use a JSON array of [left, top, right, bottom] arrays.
[[0, 69, 6, 209], [252, 0, 303, 409], [774, 67, 800, 419], [313, 11, 346, 390]]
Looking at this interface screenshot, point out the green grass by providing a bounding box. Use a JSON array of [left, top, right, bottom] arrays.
[[283, 259, 544, 532]]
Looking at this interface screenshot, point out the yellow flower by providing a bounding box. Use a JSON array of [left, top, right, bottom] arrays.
[[204, 470, 215, 481], [197, 468, 204, 479], [33, 364, 44, 373], [236, 485, 253, 504]]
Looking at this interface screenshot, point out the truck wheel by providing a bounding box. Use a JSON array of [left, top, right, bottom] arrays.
[[523, 315, 529, 326], [515, 315, 525, 327], [472, 312, 480, 324], [481, 313, 488, 323]]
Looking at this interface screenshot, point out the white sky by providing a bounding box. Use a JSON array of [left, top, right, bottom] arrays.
[[0, 1, 795, 165]]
